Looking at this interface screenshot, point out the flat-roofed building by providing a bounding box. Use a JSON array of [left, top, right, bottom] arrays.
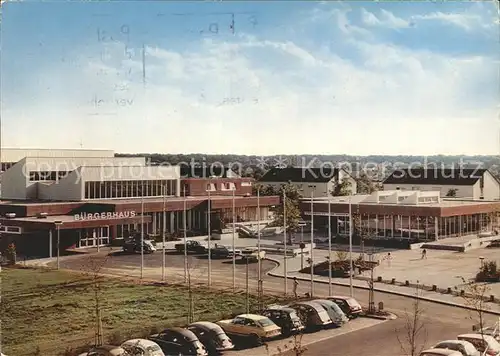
[[301, 190, 500, 243]]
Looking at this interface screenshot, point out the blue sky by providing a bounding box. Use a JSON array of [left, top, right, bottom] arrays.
[[1, 1, 499, 155]]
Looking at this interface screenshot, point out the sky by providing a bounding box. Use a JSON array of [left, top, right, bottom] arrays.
[[1, 1, 499, 156]]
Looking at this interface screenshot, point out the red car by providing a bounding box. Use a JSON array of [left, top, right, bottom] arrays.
[[326, 296, 363, 319]]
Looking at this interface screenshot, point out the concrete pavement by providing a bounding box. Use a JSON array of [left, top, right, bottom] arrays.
[[268, 247, 500, 314]]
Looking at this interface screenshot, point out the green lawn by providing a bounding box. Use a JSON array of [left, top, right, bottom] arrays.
[[1, 266, 287, 356]]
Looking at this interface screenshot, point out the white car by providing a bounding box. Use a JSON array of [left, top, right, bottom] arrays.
[[458, 334, 500, 356], [121, 339, 165, 356], [420, 349, 463, 356], [432, 340, 480, 356]]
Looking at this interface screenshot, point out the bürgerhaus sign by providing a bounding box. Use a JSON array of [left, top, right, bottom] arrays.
[[74, 211, 137, 220]]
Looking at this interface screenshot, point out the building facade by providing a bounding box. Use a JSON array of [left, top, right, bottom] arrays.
[[259, 167, 357, 197], [383, 168, 500, 200], [300, 190, 500, 242]]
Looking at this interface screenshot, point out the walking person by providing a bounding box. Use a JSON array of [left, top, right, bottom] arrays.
[[421, 249, 427, 259], [293, 277, 299, 300], [385, 252, 392, 267]]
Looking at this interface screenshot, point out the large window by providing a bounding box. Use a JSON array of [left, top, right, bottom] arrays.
[[84, 179, 177, 199], [29, 171, 70, 181]]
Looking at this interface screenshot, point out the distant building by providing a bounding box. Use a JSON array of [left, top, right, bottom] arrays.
[[383, 168, 500, 200], [258, 167, 356, 197]]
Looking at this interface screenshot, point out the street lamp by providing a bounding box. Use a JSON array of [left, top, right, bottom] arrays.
[[256, 185, 262, 298], [231, 182, 236, 292], [162, 184, 167, 282], [480, 256, 485, 268], [54, 220, 63, 270]]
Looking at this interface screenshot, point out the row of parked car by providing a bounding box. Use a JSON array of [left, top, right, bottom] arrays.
[[78, 295, 363, 356], [420, 333, 500, 356]]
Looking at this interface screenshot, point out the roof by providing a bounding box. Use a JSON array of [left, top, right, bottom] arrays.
[[458, 333, 496, 341], [236, 314, 267, 320], [383, 168, 489, 186], [259, 167, 340, 183], [165, 327, 198, 340], [265, 305, 295, 313], [420, 349, 461, 356], [189, 321, 221, 330]]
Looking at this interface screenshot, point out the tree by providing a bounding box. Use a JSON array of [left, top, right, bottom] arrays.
[[269, 183, 302, 237], [356, 172, 376, 194], [332, 178, 352, 196], [81, 254, 111, 347], [446, 188, 458, 197], [253, 183, 278, 197], [396, 282, 427, 356], [457, 276, 491, 335], [272, 333, 307, 356]]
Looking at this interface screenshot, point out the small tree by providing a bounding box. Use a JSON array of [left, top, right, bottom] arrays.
[[81, 254, 111, 347], [446, 188, 458, 197], [270, 183, 302, 239], [356, 172, 376, 194], [332, 178, 352, 196], [458, 276, 491, 334], [396, 282, 428, 356], [273, 333, 307, 356], [5, 242, 16, 265]]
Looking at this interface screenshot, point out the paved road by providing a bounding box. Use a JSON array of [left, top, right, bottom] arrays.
[[46, 252, 499, 355]]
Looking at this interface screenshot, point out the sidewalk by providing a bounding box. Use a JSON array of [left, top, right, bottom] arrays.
[[267, 254, 500, 315]]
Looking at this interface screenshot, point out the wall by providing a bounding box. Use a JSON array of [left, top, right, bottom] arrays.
[[383, 183, 475, 199], [37, 170, 84, 201], [480, 171, 500, 200], [0, 158, 28, 199], [183, 178, 254, 196]]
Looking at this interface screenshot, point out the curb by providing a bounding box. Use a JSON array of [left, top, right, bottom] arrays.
[[263, 258, 500, 316], [362, 313, 398, 321]]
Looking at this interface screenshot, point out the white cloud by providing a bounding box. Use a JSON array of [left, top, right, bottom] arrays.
[[361, 8, 410, 29], [3, 7, 498, 155], [411, 11, 494, 31]]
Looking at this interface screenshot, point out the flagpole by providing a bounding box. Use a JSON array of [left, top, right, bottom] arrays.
[[309, 186, 315, 298], [349, 194, 353, 297], [140, 181, 144, 280], [257, 187, 261, 286], [232, 186, 236, 292], [328, 192, 332, 295], [207, 187, 212, 288], [162, 184, 166, 282], [183, 186, 188, 284], [283, 187, 287, 296]]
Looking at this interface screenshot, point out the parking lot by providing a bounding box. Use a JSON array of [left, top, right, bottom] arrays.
[[226, 317, 387, 356]]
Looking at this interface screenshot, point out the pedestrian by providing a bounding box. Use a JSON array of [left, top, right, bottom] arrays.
[[386, 252, 392, 267], [293, 277, 299, 299], [421, 249, 427, 259]]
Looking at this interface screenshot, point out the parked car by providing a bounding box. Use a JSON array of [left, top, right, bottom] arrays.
[[120, 339, 165, 356], [326, 295, 363, 319], [149, 327, 208, 356], [216, 314, 281, 346], [240, 248, 265, 263], [175, 240, 207, 254], [187, 321, 234, 354], [432, 340, 480, 356], [457, 334, 500, 356], [262, 305, 305, 337], [123, 239, 156, 254], [312, 299, 349, 326], [78, 345, 128, 356], [208, 245, 231, 259], [420, 349, 463, 356], [289, 301, 332, 330]]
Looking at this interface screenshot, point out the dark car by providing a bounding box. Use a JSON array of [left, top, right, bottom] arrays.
[[326, 296, 363, 319], [149, 327, 208, 356], [122, 239, 156, 254], [175, 240, 207, 254], [187, 321, 234, 354], [208, 245, 231, 259], [262, 305, 305, 337]]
